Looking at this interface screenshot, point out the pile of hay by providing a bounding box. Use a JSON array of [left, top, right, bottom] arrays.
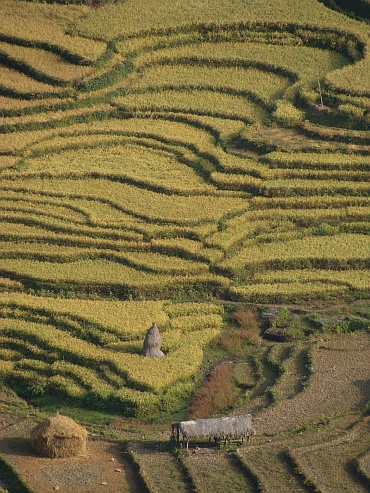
[[30, 413, 87, 458], [141, 321, 164, 358]]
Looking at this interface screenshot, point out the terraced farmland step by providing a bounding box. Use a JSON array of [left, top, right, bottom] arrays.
[[290, 419, 370, 493], [180, 446, 259, 493], [127, 441, 193, 493]]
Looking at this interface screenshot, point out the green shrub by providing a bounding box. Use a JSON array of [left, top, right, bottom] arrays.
[[281, 319, 306, 341], [348, 317, 369, 332]]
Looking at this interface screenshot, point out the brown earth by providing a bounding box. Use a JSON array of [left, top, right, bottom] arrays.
[[255, 333, 370, 435]]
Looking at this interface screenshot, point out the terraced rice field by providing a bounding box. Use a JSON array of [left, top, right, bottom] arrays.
[[1, 0, 369, 306], [0, 1, 370, 491]]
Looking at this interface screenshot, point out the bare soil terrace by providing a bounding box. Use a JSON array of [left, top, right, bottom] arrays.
[[0, 420, 142, 493]]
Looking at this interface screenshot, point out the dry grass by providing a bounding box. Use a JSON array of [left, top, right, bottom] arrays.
[[182, 447, 257, 493], [256, 333, 370, 435], [270, 345, 310, 400], [358, 449, 370, 482], [238, 414, 361, 493], [127, 440, 190, 493], [290, 419, 370, 493], [189, 362, 237, 418]]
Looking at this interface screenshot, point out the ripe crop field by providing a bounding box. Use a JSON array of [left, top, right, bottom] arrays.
[[0, 1, 369, 492]]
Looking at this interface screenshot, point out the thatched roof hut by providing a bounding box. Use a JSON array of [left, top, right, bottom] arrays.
[[30, 413, 87, 458], [172, 414, 255, 448], [141, 321, 164, 358]]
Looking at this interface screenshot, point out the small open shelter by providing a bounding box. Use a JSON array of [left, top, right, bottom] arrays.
[[172, 414, 255, 448], [30, 412, 87, 458]]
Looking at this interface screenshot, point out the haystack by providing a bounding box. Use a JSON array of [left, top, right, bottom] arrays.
[[141, 321, 164, 358], [30, 413, 87, 458]]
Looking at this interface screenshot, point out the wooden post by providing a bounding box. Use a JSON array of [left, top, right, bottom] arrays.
[[317, 75, 324, 107]]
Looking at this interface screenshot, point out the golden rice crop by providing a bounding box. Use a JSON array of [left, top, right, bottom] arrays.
[[230, 206, 370, 224], [20, 142, 216, 195], [2, 177, 247, 225], [0, 258, 172, 284], [325, 57, 370, 96], [21, 117, 256, 178], [169, 313, 223, 332], [0, 191, 165, 234], [128, 327, 221, 390], [220, 233, 370, 272], [0, 224, 144, 252], [73, 0, 365, 40], [0, 277, 23, 290], [0, 346, 24, 362], [250, 269, 370, 290], [0, 156, 20, 171], [0, 95, 78, 112], [113, 89, 268, 123], [0, 65, 62, 95], [0, 212, 143, 242], [205, 206, 370, 250], [128, 64, 290, 104], [50, 360, 116, 398], [164, 301, 224, 317], [68, 198, 199, 237], [135, 41, 349, 84], [261, 178, 370, 197], [48, 374, 87, 399], [0, 129, 56, 153], [264, 151, 370, 171], [117, 31, 202, 56], [0, 104, 112, 128], [175, 114, 245, 142], [150, 238, 224, 263], [271, 168, 370, 182], [0, 197, 87, 223], [0, 258, 227, 292], [0, 42, 94, 82], [230, 282, 345, 302], [0, 293, 167, 337], [210, 171, 262, 190], [249, 195, 370, 211], [3, 243, 211, 276], [54, 117, 217, 149], [0, 0, 105, 62], [0, 360, 15, 374], [122, 251, 210, 275], [0, 318, 220, 392]]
